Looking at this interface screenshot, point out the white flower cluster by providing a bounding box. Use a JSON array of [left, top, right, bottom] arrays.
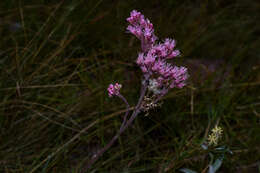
[[148, 79, 161, 94]]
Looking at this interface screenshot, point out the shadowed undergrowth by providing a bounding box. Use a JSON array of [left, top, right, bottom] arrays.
[[0, 0, 259, 172]]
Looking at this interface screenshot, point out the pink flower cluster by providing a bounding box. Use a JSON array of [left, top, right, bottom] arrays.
[[126, 10, 157, 52], [107, 83, 122, 97], [127, 10, 188, 90]]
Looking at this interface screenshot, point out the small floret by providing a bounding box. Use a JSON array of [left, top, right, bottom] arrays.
[[107, 83, 122, 97]]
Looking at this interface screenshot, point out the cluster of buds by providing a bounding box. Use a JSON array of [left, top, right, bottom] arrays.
[[208, 126, 223, 146], [127, 10, 189, 95], [107, 83, 122, 97]]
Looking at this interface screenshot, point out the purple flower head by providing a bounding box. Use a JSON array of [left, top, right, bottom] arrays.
[[107, 83, 122, 97], [126, 10, 157, 52], [152, 38, 180, 59], [169, 66, 189, 88], [126, 10, 189, 95]]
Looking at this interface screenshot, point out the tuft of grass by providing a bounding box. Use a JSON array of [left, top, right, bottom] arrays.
[[0, 0, 259, 172]]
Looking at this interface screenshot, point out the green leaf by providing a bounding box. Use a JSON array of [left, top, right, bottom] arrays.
[[179, 168, 197, 173], [215, 146, 226, 151], [201, 144, 208, 150], [208, 165, 214, 173], [208, 156, 224, 173], [209, 152, 214, 164]]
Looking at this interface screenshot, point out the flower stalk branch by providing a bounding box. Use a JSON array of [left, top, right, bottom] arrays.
[[86, 79, 148, 169]]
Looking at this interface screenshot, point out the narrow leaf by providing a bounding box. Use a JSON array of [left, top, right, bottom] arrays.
[[179, 168, 197, 173], [201, 144, 208, 150], [208, 156, 224, 173]]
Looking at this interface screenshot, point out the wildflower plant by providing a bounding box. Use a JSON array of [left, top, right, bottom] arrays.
[[86, 10, 189, 169], [208, 125, 223, 146], [180, 125, 232, 173]]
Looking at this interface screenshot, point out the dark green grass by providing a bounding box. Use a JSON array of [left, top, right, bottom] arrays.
[[0, 0, 259, 172]]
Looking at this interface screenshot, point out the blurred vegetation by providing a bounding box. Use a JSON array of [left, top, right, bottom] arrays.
[[0, 0, 259, 172]]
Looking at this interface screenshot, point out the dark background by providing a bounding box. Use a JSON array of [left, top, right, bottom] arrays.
[[0, 0, 259, 172]]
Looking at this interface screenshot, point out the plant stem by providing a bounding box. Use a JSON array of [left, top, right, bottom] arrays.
[[85, 77, 148, 170], [118, 94, 130, 130]]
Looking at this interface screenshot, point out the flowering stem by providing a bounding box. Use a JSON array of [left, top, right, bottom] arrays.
[[85, 78, 148, 170], [120, 77, 148, 132], [118, 94, 130, 130]]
